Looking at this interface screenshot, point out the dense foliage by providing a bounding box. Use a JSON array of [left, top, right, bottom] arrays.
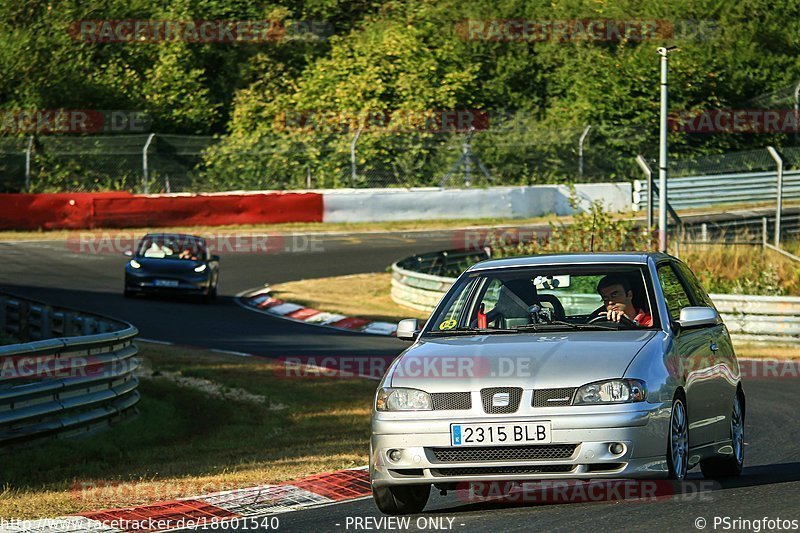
[[3, 0, 800, 189]]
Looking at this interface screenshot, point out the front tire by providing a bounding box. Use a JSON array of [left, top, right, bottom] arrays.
[[701, 391, 744, 478], [373, 485, 430, 515], [667, 394, 689, 480]]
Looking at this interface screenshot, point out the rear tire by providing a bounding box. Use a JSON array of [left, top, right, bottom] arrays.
[[124, 288, 133, 298], [373, 484, 430, 515], [667, 393, 689, 480], [701, 391, 744, 478]]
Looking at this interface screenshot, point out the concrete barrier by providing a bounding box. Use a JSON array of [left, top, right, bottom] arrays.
[[323, 183, 632, 223]]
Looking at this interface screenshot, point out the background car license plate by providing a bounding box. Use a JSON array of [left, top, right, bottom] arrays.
[[451, 421, 551, 446], [154, 279, 179, 287]]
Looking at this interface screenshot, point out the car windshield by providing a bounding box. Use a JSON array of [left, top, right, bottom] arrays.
[[424, 264, 658, 335], [137, 235, 206, 260]]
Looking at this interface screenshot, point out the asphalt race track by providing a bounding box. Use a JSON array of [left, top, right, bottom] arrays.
[[2, 227, 799, 532]]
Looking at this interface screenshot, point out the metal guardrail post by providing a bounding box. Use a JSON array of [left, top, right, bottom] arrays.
[[767, 146, 784, 247], [142, 133, 155, 195]]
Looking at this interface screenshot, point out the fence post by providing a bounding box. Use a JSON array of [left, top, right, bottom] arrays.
[[635, 155, 653, 232], [142, 133, 155, 194], [767, 146, 783, 247], [578, 125, 592, 179], [24, 135, 34, 192], [762, 216, 768, 260], [350, 126, 362, 187]]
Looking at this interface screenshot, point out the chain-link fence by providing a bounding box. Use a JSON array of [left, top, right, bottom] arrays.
[[3, 119, 800, 193], [0, 117, 649, 192]]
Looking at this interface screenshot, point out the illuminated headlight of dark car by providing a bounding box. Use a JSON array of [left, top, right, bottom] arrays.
[[194, 264, 207, 273], [376, 388, 432, 411], [573, 379, 646, 405], [129, 259, 141, 269]]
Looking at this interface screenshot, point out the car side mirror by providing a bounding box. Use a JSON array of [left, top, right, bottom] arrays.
[[677, 306, 719, 329], [396, 319, 420, 341], [123, 250, 133, 257]]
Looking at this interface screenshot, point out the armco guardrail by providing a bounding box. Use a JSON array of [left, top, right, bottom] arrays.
[[633, 169, 800, 211], [0, 292, 140, 445], [391, 249, 488, 312], [710, 294, 800, 342], [391, 252, 800, 343]]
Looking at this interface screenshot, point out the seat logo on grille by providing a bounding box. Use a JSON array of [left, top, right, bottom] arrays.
[[492, 392, 510, 407]]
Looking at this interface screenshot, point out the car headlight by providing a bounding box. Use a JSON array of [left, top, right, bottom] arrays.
[[194, 264, 207, 273], [573, 379, 646, 405], [129, 259, 141, 269], [376, 388, 432, 411]]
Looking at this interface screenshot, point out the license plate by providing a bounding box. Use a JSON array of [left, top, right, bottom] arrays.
[[154, 279, 179, 287], [450, 421, 551, 446]]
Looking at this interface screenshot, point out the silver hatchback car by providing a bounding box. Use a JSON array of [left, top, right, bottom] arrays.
[[371, 253, 745, 514]]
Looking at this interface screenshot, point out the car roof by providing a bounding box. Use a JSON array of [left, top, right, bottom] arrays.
[[466, 252, 672, 272], [143, 233, 204, 242]]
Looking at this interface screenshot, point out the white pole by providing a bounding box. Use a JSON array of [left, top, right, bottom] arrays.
[[635, 155, 653, 233], [350, 126, 362, 187], [578, 125, 592, 179], [767, 146, 783, 247], [142, 133, 155, 194], [24, 135, 33, 192], [657, 47, 676, 253], [794, 81, 800, 144]]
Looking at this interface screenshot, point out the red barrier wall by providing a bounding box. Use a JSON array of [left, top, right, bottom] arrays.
[[0, 192, 323, 230], [0, 192, 132, 230]]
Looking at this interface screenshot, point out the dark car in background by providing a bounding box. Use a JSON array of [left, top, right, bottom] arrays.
[[124, 233, 219, 302]]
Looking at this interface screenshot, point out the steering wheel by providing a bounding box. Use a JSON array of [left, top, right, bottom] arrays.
[[588, 313, 639, 327]]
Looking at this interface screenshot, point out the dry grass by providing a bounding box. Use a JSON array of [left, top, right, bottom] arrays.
[[676, 240, 800, 295], [0, 343, 376, 519], [269, 273, 429, 323], [733, 342, 800, 359]]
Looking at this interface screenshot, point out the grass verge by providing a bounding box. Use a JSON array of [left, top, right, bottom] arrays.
[[269, 273, 429, 323], [0, 343, 376, 519]]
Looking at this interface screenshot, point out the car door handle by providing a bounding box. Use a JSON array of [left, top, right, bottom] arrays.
[[710, 342, 719, 352]]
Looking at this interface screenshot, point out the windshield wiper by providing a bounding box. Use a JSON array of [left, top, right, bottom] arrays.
[[513, 321, 618, 331], [427, 327, 519, 335]]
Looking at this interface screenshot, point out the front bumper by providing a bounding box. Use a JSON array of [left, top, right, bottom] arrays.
[[370, 402, 672, 487], [125, 272, 211, 294]]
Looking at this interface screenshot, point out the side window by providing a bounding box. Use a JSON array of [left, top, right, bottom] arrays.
[[657, 264, 692, 322], [674, 261, 717, 310]]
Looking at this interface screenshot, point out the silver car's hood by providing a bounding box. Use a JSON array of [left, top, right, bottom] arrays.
[[388, 331, 657, 392]]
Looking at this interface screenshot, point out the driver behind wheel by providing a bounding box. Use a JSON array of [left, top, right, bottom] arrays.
[[597, 274, 653, 326]]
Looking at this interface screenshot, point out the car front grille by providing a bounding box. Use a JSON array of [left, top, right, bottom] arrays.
[[432, 465, 575, 476], [481, 387, 522, 414], [532, 388, 576, 407], [431, 392, 472, 410], [431, 444, 577, 463]]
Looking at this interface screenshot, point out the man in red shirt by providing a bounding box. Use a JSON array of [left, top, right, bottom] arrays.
[[596, 274, 653, 327]]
